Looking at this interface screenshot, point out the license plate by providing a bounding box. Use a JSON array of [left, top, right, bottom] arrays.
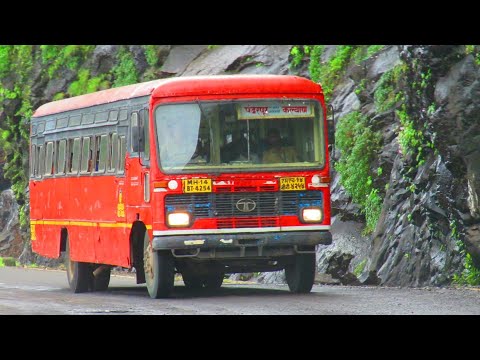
[[182, 179, 212, 193], [280, 177, 306, 191]]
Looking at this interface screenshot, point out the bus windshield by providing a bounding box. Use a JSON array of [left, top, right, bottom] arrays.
[[154, 99, 325, 173]]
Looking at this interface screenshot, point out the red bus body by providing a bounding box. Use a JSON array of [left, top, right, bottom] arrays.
[[29, 75, 332, 296]]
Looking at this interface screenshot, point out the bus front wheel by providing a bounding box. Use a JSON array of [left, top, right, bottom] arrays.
[[65, 237, 91, 293], [285, 253, 316, 294], [143, 232, 174, 298]]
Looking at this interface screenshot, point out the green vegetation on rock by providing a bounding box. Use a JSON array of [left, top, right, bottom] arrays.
[[68, 69, 109, 97], [374, 64, 407, 112], [144, 45, 159, 67], [397, 104, 429, 166], [290, 45, 309, 68], [453, 232, 480, 286], [353, 45, 385, 63], [112, 46, 138, 87], [354, 259, 367, 277], [40, 45, 95, 78], [0, 257, 17, 267], [309, 45, 355, 101], [465, 45, 480, 65], [453, 254, 480, 286], [335, 111, 383, 234]]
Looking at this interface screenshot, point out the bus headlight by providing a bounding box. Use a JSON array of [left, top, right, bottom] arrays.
[[167, 212, 191, 227], [300, 207, 323, 223]]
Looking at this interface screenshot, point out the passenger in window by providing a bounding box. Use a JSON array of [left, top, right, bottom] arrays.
[[221, 133, 259, 163], [262, 128, 298, 163]]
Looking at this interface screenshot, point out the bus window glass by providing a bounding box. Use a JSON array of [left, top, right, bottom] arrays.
[[94, 136, 101, 171], [118, 136, 126, 174], [56, 117, 68, 129], [118, 109, 128, 121], [38, 145, 45, 177], [108, 133, 118, 172], [45, 142, 54, 175], [97, 135, 108, 172], [130, 112, 139, 152], [95, 112, 108, 123], [68, 115, 82, 127], [30, 145, 36, 177], [67, 139, 74, 173], [142, 109, 150, 160], [154, 99, 324, 174], [109, 110, 118, 121], [82, 114, 94, 125], [80, 137, 91, 173], [57, 140, 67, 175], [72, 138, 81, 173]]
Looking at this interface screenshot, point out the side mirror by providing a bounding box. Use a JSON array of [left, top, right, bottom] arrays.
[[327, 104, 335, 156], [131, 112, 145, 153]]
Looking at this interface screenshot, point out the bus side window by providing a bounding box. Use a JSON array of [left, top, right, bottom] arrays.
[[108, 133, 118, 173], [45, 142, 54, 176], [38, 144, 45, 177], [56, 140, 67, 175], [141, 109, 150, 160], [80, 137, 91, 173], [71, 138, 81, 174], [30, 145, 36, 177], [118, 136, 126, 174], [67, 139, 74, 174], [96, 134, 108, 173], [94, 136, 102, 172]]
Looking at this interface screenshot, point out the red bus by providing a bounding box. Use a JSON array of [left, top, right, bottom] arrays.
[[29, 75, 332, 298]]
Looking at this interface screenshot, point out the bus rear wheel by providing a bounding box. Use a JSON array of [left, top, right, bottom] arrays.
[[93, 265, 111, 291], [182, 271, 204, 290], [143, 232, 174, 298], [65, 237, 91, 293], [203, 265, 225, 290], [203, 272, 224, 290], [285, 253, 316, 294]]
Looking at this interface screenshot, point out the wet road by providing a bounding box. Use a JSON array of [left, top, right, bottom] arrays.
[[1, 267, 479, 314]]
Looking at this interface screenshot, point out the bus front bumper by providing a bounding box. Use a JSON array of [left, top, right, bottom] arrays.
[[152, 230, 332, 258]]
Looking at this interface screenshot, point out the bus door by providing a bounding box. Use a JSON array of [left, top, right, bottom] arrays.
[[125, 109, 151, 222], [114, 125, 128, 222]]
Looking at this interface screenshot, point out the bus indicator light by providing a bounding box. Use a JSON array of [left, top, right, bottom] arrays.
[[168, 180, 178, 190]]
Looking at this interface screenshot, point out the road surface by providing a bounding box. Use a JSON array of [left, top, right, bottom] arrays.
[[1, 267, 479, 314]]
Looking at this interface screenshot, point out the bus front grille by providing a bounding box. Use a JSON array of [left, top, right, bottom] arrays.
[[165, 191, 323, 229]]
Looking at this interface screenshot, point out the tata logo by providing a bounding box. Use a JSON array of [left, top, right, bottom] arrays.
[[236, 198, 257, 213]]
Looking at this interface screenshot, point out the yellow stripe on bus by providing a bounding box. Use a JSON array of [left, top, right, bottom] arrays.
[[30, 220, 152, 230]]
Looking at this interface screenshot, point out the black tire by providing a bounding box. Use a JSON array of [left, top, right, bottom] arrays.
[[182, 271, 204, 290], [93, 266, 111, 291], [285, 253, 316, 294], [203, 272, 224, 290], [143, 231, 174, 298], [65, 237, 91, 293]]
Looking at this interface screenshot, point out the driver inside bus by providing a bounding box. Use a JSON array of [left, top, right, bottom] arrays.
[[262, 128, 298, 163]]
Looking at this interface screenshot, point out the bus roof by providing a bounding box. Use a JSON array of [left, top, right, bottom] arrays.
[[33, 75, 322, 118]]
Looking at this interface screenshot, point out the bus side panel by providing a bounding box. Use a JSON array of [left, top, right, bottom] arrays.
[[30, 175, 132, 267], [96, 226, 131, 268], [30, 180, 42, 256], [30, 180, 60, 258]]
